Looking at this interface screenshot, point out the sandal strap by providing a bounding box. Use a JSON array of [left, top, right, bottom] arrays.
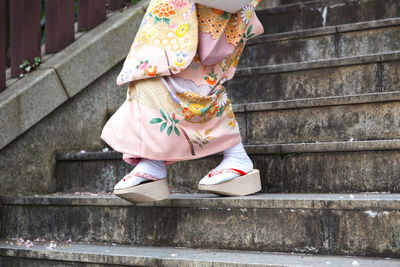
[[123, 172, 161, 181], [208, 168, 247, 177]]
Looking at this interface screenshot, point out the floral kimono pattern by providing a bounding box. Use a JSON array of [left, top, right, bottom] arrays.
[[101, 0, 264, 165]]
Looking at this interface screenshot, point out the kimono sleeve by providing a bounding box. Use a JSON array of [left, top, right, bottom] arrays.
[[198, 1, 265, 66]]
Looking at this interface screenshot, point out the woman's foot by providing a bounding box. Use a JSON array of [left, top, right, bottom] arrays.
[[198, 142, 261, 196], [198, 142, 253, 185], [114, 158, 167, 190], [113, 158, 170, 203]]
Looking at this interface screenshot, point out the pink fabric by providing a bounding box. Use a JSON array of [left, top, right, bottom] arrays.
[[101, 99, 242, 166], [198, 32, 236, 66]]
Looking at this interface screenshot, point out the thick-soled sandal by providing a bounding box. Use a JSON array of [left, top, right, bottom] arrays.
[[198, 168, 262, 196], [113, 172, 170, 203]]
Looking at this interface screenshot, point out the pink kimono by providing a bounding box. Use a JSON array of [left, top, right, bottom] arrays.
[[101, 0, 264, 165]]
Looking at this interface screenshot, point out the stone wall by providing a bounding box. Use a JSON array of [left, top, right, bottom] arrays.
[[0, 63, 126, 194]]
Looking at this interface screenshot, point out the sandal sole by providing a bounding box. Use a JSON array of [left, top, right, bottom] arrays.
[[113, 179, 170, 203], [198, 169, 262, 196]]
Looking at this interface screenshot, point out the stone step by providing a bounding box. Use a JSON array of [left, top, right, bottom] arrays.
[[256, 0, 400, 34], [56, 139, 400, 194], [1, 240, 399, 267], [1, 193, 400, 258], [239, 18, 400, 67], [238, 95, 400, 145], [229, 51, 400, 103]]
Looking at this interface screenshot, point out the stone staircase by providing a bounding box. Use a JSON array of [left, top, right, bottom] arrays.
[[1, 0, 400, 265]]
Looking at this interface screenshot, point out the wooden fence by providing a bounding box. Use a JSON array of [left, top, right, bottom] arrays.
[[0, 0, 131, 92]]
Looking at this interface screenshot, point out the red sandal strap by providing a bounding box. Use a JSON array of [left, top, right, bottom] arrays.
[[208, 168, 247, 177], [230, 168, 247, 175]]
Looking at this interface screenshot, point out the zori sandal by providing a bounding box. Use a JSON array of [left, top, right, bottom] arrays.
[[198, 168, 262, 196], [113, 172, 170, 203]]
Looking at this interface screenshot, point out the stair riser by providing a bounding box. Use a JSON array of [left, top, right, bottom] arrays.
[[257, 0, 315, 9], [253, 150, 400, 193], [246, 101, 400, 144], [56, 149, 400, 194], [2, 204, 399, 257], [55, 159, 131, 194], [257, 0, 400, 34], [227, 60, 399, 103], [240, 25, 400, 67], [56, 156, 219, 194]]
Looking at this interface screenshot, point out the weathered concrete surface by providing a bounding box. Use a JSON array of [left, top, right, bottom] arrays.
[[228, 57, 400, 103], [2, 240, 400, 267], [252, 150, 400, 193], [0, 257, 116, 267], [257, 0, 400, 34], [256, 0, 315, 9], [228, 62, 378, 103], [247, 101, 400, 144], [55, 140, 400, 194], [383, 61, 400, 92], [0, 63, 125, 195], [55, 151, 220, 194], [240, 22, 400, 67], [2, 193, 400, 209], [0, 69, 68, 150], [1, 193, 400, 257], [243, 91, 400, 112], [55, 156, 131, 193]]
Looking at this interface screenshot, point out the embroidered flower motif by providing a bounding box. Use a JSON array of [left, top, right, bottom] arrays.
[[225, 104, 235, 119], [241, 5, 254, 24], [171, 0, 188, 8], [203, 69, 218, 86], [189, 103, 205, 115], [138, 32, 151, 45], [148, 28, 159, 38], [176, 24, 190, 37], [216, 92, 228, 106], [136, 60, 149, 70], [145, 65, 158, 76], [182, 5, 195, 21], [173, 51, 188, 67], [207, 103, 220, 118], [228, 119, 237, 127], [190, 129, 215, 148], [150, 3, 176, 24]]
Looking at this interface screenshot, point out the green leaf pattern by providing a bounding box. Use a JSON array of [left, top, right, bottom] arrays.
[[149, 109, 181, 137], [244, 24, 256, 40]]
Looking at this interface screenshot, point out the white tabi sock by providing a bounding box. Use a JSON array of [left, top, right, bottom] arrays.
[[198, 142, 253, 185], [114, 158, 167, 190]]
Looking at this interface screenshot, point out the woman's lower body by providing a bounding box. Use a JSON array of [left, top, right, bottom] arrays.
[[100, 77, 260, 201]]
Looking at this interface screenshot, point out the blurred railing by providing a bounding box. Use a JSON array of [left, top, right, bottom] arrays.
[[0, 0, 133, 92]]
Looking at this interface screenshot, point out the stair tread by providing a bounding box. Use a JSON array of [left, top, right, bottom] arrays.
[[1, 239, 398, 266], [56, 139, 400, 161], [1, 192, 400, 210], [236, 50, 400, 76], [257, 0, 358, 13], [233, 91, 400, 112], [250, 17, 400, 44]]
